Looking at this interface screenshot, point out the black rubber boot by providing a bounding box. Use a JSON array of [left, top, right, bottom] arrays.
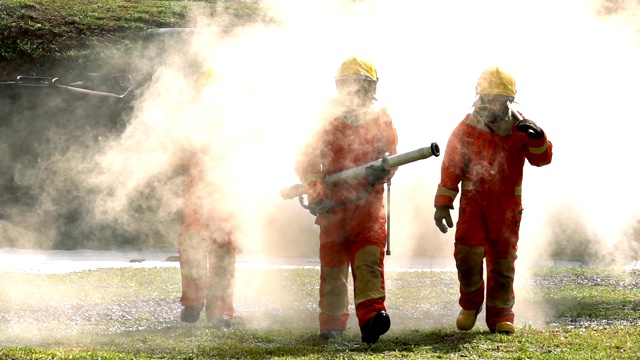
[[180, 304, 203, 323], [360, 311, 391, 344]]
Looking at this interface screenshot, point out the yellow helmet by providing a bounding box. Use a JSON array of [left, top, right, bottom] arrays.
[[194, 66, 217, 91], [335, 56, 378, 83], [475, 66, 516, 98]]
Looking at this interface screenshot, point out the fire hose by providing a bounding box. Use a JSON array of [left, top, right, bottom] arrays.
[[281, 142, 440, 255]]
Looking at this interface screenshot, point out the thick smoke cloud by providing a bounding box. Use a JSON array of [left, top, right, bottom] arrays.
[[2, 0, 638, 266], [240, 0, 640, 266]]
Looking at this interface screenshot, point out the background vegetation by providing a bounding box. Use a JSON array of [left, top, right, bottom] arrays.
[[0, 0, 274, 251], [0, 0, 267, 80]]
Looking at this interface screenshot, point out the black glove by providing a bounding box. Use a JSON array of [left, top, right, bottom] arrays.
[[515, 119, 544, 140], [434, 206, 454, 234], [307, 198, 333, 216], [365, 164, 390, 186]]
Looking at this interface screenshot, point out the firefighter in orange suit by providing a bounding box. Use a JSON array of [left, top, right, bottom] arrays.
[[176, 67, 237, 330], [295, 56, 398, 344], [433, 66, 552, 334]]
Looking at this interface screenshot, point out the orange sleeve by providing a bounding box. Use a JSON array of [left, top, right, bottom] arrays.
[[294, 124, 327, 201], [295, 132, 322, 180], [524, 135, 553, 167], [434, 121, 466, 209], [380, 110, 399, 177], [516, 112, 553, 167]]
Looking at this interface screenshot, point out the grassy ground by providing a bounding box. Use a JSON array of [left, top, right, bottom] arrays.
[[1, 266, 640, 359], [0, 0, 267, 80]]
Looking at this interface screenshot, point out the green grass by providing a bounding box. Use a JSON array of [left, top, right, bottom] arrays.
[[0, 0, 267, 80], [1, 266, 640, 359]]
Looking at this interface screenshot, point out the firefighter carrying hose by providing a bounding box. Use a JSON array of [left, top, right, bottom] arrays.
[[294, 56, 398, 344], [175, 66, 238, 330], [433, 66, 553, 335]]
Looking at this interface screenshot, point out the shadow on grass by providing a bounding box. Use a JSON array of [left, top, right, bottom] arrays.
[[83, 324, 492, 359], [383, 329, 493, 356]]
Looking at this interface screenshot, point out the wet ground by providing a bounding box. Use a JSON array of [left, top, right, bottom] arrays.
[[4, 248, 633, 275], [0, 248, 460, 274], [0, 248, 182, 274]]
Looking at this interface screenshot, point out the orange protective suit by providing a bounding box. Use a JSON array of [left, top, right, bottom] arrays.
[[296, 99, 398, 332], [176, 147, 237, 322], [434, 112, 552, 330]]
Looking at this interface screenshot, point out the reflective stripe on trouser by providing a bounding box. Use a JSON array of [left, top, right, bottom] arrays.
[[319, 245, 387, 330], [353, 245, 386, 329], [178, 229, 237, 321], [319, 264, 350, 331], [317, 197, 387, 331], [454, 194, 522, 328], [455, 244, 485, 310], [485, 258, 515, 328]]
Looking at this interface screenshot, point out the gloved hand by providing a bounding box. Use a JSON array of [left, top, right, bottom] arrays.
[[434, 206, 454, 234], [365, 164, 390, 186], [307, 198, 333, 216], [515, 119, 545, 139]]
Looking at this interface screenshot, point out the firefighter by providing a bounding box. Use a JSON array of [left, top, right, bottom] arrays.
[[433, 66, 553, 334], [295, 56, 398, 344], [175, 66, 237, 330]]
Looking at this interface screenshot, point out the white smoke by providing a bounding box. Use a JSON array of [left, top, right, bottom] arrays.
[[89, 0, 640, 265]]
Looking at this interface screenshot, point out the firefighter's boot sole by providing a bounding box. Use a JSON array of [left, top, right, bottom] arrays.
[[456, 308, 481, 331]]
